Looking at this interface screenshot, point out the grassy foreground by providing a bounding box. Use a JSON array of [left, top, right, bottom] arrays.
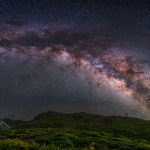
[[0, 112, 150, 150]]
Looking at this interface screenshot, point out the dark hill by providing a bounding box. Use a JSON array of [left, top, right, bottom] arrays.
[[1, 111, 150, 150], [13, 111, 150, 138]]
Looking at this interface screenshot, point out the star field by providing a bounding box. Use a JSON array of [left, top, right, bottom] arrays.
[[0, 0, 150, 120]]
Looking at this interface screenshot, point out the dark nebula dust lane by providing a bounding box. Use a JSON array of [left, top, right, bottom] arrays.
[[0, 0, 150, 120]]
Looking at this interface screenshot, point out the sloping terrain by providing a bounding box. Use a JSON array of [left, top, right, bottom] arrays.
[[0, 111, 150, 150]]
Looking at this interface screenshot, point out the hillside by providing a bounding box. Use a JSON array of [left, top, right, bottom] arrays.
[[0, 111, 150, 150]]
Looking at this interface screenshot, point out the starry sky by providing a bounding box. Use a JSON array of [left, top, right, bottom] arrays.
[[0, 0, 150, 120]]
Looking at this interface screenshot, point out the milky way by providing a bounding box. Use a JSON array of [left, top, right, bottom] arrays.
[[0, 0, 150, 120], [0, 28, 150, 120]]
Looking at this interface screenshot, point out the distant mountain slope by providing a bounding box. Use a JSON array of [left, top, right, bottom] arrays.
[[13, 111, 150, 138]]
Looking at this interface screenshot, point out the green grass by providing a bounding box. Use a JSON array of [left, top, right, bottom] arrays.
[[0, 111, 150, 150], [0, 138, 80, 150]]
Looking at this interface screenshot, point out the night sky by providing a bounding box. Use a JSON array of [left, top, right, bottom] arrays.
[[0, 0, 150, 120]]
